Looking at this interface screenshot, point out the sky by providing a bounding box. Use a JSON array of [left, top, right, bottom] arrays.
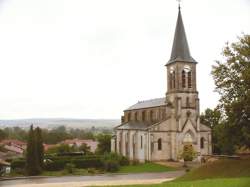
[[0, 0, 249, 120]]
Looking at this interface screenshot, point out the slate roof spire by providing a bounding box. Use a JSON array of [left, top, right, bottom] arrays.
[[167, 5, 197, 65]]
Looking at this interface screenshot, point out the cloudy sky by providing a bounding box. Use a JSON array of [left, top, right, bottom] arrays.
[[0, 0, 249, 119]]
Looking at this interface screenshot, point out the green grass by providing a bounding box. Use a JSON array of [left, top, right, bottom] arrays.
[[118, 162, 176, 173], [177, 158, 250, 181], [101, 178, 250, 187]]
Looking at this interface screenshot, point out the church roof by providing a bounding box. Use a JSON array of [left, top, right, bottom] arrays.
[[116, 121, 151, 130], [125, 98, 166, 111], [167, 7, 197, 65]]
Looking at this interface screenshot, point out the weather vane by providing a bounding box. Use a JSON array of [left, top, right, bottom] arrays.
[[177, 0, 182, 9]]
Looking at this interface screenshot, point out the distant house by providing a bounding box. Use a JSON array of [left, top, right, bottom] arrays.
[[0, 139, 27, 155], [0, 159, 11, 175], [60, 139, 98, 153]]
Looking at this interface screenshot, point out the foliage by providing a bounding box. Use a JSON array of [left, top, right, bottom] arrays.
[[96, 134, 111, 154], [211, 34, 250, 150], [35, 127, 44, 168], [179, 145, 197, 163], [45, 144, 77, 154], [103, 160, 120, 172], [11, 159, 26, 170], [78, 143, 91, 155], [0, 129, 7, 141], [65, 163, 75, 174]]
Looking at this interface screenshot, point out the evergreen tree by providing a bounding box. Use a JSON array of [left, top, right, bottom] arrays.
[[26, 125, 41, 175], [35, 127, 44, 169]]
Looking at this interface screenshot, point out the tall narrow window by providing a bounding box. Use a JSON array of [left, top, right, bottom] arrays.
[[182, 70, 186, 88], [169, 73, 172, 89], [200, 137, 205, 149], [128, 112, 131, 121], [150, 110, 154, 122], [158, 138, 162, 150], [173, 71, 176, 89], [134, 112, 138, 121], [186, 97, 190, 107], [141, 136, 143, 149], [142, 111, 146, 121], [188, 71, 192, 88]]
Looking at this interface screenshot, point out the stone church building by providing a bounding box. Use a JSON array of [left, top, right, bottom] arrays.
[[111, 7, 212, 162]]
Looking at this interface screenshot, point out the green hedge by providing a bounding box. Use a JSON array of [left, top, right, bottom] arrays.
[[11, 159, 26, 170], [44, 158, 102, 171]]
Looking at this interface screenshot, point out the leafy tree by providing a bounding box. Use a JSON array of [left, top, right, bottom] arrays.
[[0, 129, 7, 141], [45, 144, 76, 154], [79, 143, 91, 154], [200, 108, 223, 154], [212, 34, 250, 150], [179, 145, 197, 167], [96, 134, 111, 154], [26, 125, 41, 175], [35, 127, 44, 169]]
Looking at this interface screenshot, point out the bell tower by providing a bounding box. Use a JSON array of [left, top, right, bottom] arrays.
[[165, 5, 200, 131]]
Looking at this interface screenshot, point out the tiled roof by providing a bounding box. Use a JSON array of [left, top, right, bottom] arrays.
[[125, 98, 166, 111]]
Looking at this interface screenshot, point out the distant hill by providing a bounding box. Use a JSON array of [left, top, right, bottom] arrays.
[[0, 118, 120, 130]]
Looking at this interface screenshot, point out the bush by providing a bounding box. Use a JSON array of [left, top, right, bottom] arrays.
[[65, 163, 75, 174], [103, 160, 120, 172], [11, 159, 26, 170], [120, 156, 129, 166]]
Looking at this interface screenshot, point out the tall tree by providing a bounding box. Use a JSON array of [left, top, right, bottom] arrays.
[[26, 125, 41, 175], [212, 34, 250, 150], [96, 134, 111, 154], [35, 127, 44, 169]]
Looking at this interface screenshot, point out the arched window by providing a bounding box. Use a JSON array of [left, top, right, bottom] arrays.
[[158, 138, 162, 150], [134, 112, 138, 121], [150, 110, 154, 122], [182, 70, 186, 88], [200, 137, 205, 149], [188, 71, 192, 88], [142, 111, 146, 121], [128, 112, 131, 121]]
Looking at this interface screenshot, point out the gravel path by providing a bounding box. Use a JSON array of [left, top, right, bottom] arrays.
[[0, 171, 185, 187]]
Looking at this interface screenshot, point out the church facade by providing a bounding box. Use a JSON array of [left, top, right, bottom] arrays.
[[111, 7, 212, 162]]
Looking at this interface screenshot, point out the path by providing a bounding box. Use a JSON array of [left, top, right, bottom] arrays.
[[0, 171, 185, 187]]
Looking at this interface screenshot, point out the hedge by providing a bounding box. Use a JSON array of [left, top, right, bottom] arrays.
[[44, 158, 102, 171], [11, 159, 26, 170]]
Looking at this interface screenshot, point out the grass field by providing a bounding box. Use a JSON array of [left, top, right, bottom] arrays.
[[104, 178, 250, 187], [177, 158, 250, 181], [118, 162, 176, 173]]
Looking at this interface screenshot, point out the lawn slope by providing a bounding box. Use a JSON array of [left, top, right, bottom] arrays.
[[177, 157, 250, 181]]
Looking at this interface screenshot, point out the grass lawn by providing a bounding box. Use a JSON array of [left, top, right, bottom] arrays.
[[177, 158, 250, 181], [118, 162, 176, 173], [103, 178, 250, 187]]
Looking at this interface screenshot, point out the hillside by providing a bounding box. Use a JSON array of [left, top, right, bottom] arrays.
[[177, 157, 250, 181]]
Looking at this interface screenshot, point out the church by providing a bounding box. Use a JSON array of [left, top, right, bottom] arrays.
[[111, 6, 212, 162]]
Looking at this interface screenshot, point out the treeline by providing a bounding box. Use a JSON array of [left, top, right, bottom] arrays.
[[0, 125, 112, 144]]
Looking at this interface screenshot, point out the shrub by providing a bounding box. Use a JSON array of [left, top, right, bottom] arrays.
[[65, 163, 75, 174], [11, 159, 26, 170], [120, 156, 129, 166], [103, 160, 120, 172]]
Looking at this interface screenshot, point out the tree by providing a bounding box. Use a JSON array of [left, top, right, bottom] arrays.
[[35, 127, 44, 169], [200, 108, 223, 154], [212, 34, 250, 150], [0, 129, 7, 141], [79, 143, 91, 155], [179, 144, 197, 167], [26, 125, 41, 175], [96, 134, 111, 154]]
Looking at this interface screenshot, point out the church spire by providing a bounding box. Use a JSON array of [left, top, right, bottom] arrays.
[[167, 6, 196, 64]]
